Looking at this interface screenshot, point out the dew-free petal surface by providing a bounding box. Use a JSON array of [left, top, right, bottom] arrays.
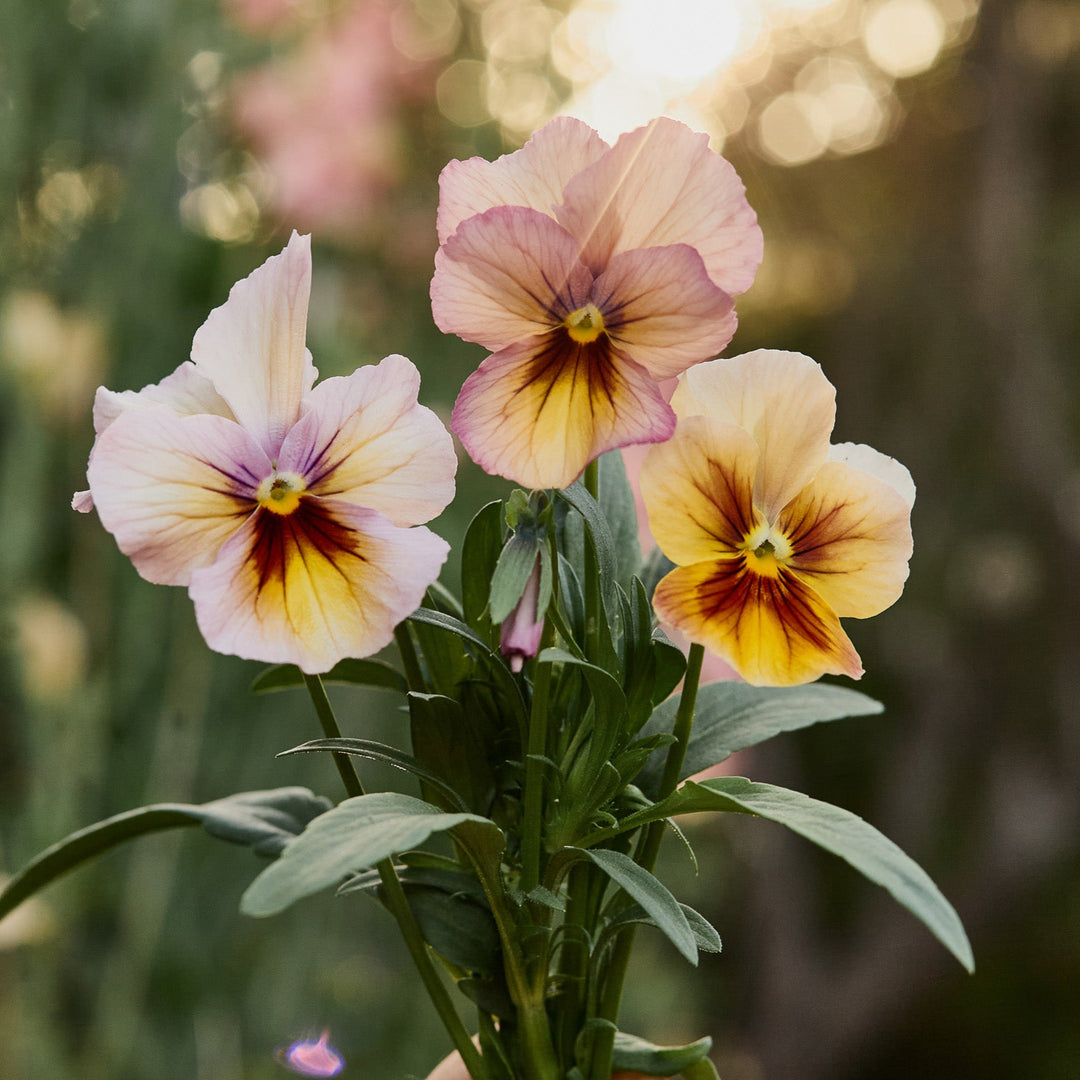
[[674, 351, 836, 520], [190, 498, 450, 673], [431, 206, 593, 351], [88, 409, 267, 586], [556, 117, 763, 295], [780, 460, 914, 619], [596, 244, 737, 379], [92, 361, 235, 435], [653, 559, 863, 686], [640, 415, 762, 565], [436, 115, 608, 244], [451, 334, 673, 490], [190, 231, 316, 455], [829, 441, 916, 509], [281, 354, 456, 527]]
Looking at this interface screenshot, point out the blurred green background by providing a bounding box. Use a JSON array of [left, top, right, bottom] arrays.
[[2, 0, 1078, 1077]]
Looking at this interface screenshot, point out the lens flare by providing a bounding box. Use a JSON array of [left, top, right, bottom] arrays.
[[277, 1030, 346, 1077]]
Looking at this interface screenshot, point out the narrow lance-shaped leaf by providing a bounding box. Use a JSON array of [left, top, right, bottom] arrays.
[[602, 777, 974, 972], [639, 682, 883, 793], [610, 1032, 713, 1077], [251, 657, 408, 695], [0, 788, 332, 923], [575, 847, 698, 964], [240, 792, 503, 918]]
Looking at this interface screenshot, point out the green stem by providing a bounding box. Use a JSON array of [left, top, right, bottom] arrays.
[[520, 624, 555, 897], [582, 461, 601, 665], [302, 674, 487, 1080], [586, 644, 706, 1080]]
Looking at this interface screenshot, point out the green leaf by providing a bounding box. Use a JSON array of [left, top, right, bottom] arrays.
[[597, 450, 642, 590], [558, 483, 616, 594], [604, 902, 721, 955], [0, 788, 331, 923], [621, 777, 974, 972], [240, 792, 503, 918], [461, 501, 505, 636], [610, 1032, 713, 1077], [251, 658, 406, 695], [640, 681, 883, 793], [409, 693, 495, 813], [278, 738, 467, 811], [400, 884, 502, 976], [577, 847, 697, 964], [489, 530, 542, 624]]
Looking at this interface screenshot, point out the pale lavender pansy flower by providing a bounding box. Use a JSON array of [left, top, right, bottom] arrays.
[[76, 232, 456, 674], [499, 556, 545, 672], [431, 115, 763, 490]]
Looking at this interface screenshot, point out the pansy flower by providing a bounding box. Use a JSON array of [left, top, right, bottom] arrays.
[[640, 350, 914, 686], [75, 232, 456, 674], [431, 115, 763, 490]]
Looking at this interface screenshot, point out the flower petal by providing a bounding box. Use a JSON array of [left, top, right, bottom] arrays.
[[92, 361, 234, 435], [87, 409, 268, 586], [436, 115, 608, 244], [640, 415, 762, 565], [779, 460, 914, 619], [278, 354, 456, 527], [431, 206, 593, 351], [829, 442, 916, 509], [189, 498, 450, 673], [74, 363, 236, 513], [190, 231, 316, 456], [595, 244, 736, 379], [672, 350, 836, 520], [653, 559, 863, 686], [451, 335, 674, 490], [556, 117, 763, 295]]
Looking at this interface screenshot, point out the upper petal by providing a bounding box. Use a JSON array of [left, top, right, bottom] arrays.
[[672, 350, 836, 521], [451, 334, 675, 490], [431, 206, 594, 351], [436, 116, 608, 244], [74, 362, 236, 513], [595, 244, 737, 379], [556, 117, 763, 295], [87, 409, 268, 586], [653, 559, 863, 686], [829, 442, 916, 509], [278, 354, 456, 527], [92, 361, 235, 435], [779, 459, 914, 619], [189, 498, 450, 674], [639, 415, 762, 566], [190, 231, 316, 456]]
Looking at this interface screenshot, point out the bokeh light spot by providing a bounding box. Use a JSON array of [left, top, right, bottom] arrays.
[[436, 59, 491, 127], [756, 91, 831, 165], [863, 0, 946, 77]]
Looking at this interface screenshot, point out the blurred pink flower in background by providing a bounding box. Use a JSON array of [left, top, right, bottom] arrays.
[[231, 0, 433, 236]]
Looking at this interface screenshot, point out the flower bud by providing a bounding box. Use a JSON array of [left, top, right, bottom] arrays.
[[499, 556, 544, 672]]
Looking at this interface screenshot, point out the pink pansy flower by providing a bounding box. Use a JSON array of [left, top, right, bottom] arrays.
[[431, 115, 763, 490], [75, 232, 456, 674]]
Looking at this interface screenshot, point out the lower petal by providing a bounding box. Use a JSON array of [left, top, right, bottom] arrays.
[[189, 497, 450, 674], [653, 559, 863, 686], [451, 335, 674, 490], [87, 409, 268, 585]]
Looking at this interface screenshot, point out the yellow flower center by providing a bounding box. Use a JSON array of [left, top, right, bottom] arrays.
[[741, 523, 793, 578], [256, 471, 307, 515], [564, 303, 605, 344]]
